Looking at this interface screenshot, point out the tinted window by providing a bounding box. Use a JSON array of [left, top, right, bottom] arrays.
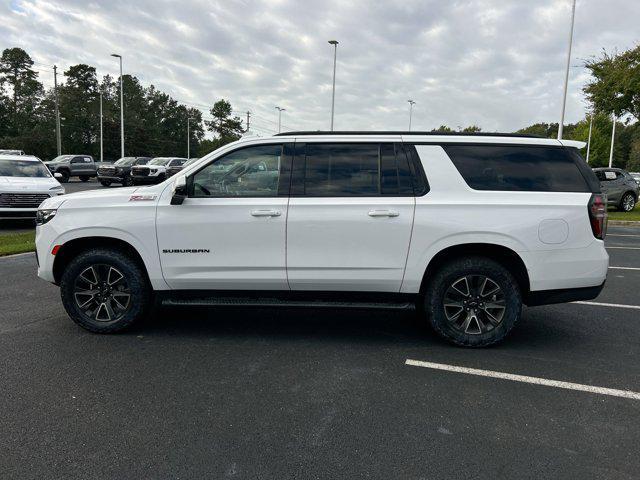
[[444, 145, 590, 192], [303, 144, 379, 196], [191, 144, 283, 197]]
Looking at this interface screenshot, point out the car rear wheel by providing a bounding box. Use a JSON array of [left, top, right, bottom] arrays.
[[60, 248, 152, 333], [100, 180, 112, 187], [424, 256, 522, 347], [620, 192, 636, 212]]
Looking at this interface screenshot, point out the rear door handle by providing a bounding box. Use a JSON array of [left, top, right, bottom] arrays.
[[251, 209, 281, 217], [368, 210, 399, 217]]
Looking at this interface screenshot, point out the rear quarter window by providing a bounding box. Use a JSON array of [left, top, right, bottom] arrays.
[[443, 145, 591, 192]]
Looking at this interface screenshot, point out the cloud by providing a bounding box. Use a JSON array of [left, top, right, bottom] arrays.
[[1, 0, 639, 134]]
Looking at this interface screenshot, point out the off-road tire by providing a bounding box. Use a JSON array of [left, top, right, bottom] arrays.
[[424, 256, 522, 347], [60, 248, 152, 333]]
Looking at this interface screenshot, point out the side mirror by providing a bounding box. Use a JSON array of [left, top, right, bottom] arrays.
[[171, 176, 187, 205], [54, 172, 63, 179]]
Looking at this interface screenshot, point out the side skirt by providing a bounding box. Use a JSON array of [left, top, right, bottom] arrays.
[[159, 290, 418, 311]]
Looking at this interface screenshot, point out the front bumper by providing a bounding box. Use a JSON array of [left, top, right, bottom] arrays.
[[97, 174, 125, 182], [131, 176, 163, 184], [0, 208, 38, 219]]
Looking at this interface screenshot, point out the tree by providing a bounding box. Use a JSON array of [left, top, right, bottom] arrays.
[[205, 99, 244, 144], [59, 64, 99, 155], [584, 46, 640, 120], [0, 47, 43, 138]]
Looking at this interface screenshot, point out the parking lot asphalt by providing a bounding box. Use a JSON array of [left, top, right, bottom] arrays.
[[1, 214, 640, 478]]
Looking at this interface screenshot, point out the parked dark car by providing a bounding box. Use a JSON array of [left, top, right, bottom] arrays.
[[44, 155, 97, 182], [131, 157, 188, 185], [97, 156, 152, 187], [167, 157, 198, 178], [593, 167, 639, 212]]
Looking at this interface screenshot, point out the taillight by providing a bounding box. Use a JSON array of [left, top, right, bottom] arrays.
[[588, 193, 607, 240]]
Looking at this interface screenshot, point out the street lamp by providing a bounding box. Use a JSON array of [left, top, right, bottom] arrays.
[[609, 114, 616, 168], [111, 53, 124, 157], [408, 100, 416, 131], [558, 0, 577, 140], [328, 40, 338, 131], [187, 116, 194, 159], [586, 114, 593, 164], [275, 106, 286, 133]]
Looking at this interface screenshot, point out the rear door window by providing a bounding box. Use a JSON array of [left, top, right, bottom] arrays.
[[443, 145, 591, 192], [293, 143, 417, 197]]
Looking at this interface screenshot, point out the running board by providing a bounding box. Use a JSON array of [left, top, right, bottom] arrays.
[[160, 291, 416, 311]]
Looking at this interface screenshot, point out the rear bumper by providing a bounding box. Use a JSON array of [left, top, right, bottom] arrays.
[[525, 281, 606, 306]]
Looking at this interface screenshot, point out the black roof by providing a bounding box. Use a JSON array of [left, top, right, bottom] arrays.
[[274, 131, 543, 138]]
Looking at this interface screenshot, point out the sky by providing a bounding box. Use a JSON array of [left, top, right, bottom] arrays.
[[1, 0, 639, 135]]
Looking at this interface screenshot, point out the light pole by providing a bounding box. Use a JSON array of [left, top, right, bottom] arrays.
[[187, 116, 195, 159], [558, 0, 577, 140], [609, 114, 616, 168], [275, 106, 286, 133], [53, 65, 62, 156], [328, 40, 338, 131], [111, 53, 124, 158], [408, 100, 416, 131], [99, 91, 103, 162], [585, 114, 593, 163]]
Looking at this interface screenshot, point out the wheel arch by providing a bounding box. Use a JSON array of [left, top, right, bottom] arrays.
[[52, 236, 151, 285], [419, 243, 530, 296]]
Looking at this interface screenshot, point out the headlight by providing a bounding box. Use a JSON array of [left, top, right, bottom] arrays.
[[150, 169, 158, 174], [35, 209, 57, 226]]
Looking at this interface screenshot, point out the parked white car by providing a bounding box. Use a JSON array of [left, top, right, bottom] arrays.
[[35, 132, 608, 346], [0, 154, 65, 219]]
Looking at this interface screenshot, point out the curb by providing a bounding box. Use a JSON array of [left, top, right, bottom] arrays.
[[0, 251, 34, 260], [608, 220, 640, 226]]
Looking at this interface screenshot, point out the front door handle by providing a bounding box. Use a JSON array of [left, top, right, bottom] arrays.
[[368, 210, 399, 217], [251, 209, 281, 217]]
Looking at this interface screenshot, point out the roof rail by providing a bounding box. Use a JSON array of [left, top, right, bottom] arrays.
[[273, 131, 543, 138]]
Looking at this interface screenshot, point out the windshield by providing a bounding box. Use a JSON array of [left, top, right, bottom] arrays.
[[114, 157, 137, 166], [148, 158, 171, 166], [0, 160, 52, 178], [49, 155, 73, 163]]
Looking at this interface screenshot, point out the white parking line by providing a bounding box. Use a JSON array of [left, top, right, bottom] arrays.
[[606, 246, 640, 250], [573, 301, 640, 310], [607, 234, 640, 238], [609, 266, 640, 271], [405, 359, 640, 400]]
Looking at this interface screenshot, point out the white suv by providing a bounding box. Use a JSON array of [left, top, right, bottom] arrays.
[[35, 132, 608, 346]]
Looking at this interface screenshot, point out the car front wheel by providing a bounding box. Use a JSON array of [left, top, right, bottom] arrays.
[[424, 256, 522, 347], [620, 192, 636, 212], [60, 248, 152, 333]]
